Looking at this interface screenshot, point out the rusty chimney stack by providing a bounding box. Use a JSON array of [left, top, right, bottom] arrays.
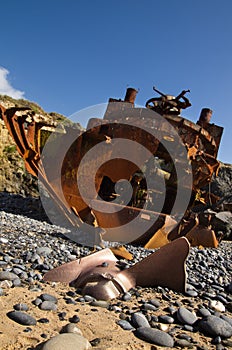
[[124, 88, 138, 104]]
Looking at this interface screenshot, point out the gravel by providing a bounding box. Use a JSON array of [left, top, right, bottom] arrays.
[[0, 204, 232, 349]]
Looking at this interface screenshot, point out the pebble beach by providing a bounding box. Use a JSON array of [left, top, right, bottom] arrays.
[[0, 195, 232, 350]]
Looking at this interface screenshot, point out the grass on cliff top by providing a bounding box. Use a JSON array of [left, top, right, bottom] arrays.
[[0, 94, 69, 124]]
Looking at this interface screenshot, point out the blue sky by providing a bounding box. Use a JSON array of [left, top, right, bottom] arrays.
[[0, 0, 231, 163]]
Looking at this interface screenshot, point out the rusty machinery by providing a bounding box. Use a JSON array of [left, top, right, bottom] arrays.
[[0, 87, 224, 250]]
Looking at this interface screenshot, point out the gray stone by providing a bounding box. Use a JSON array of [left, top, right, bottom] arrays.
[[12, 278, 21, 287], [198, 308, 211, 318], [131, 312, 150, 328], [149, 299, 161, 308], [40, 301, 57, 311], [199, 315, 232, 338], [117, 320, 134, 330], [135, 327, 174, 347], [0, 271, 18, 281], [61, 323, 83, 335], [40, 293, 58, 303], [83, 295, 95, 302], [177, 307, 198, 325], [175, 339, 194, 348], [0, 287, 3, 296], [209, 300, 225, 313], [90, 300, 109, 308], [158, 315, 175, 324], [41, 333, 92, 350], [13, 303, 29, 311], [220, 315, 232, 327], [142, 303, 159, 311], [7, 311, 36, 325], [36, 247, 52, 256], [185, 290, 198, 297], [122, 292, 131, 301]]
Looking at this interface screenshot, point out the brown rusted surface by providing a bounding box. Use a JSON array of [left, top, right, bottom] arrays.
[[0, 86, 224, 248], [185, 226, 219, 248], [44, 237, 190, 300]]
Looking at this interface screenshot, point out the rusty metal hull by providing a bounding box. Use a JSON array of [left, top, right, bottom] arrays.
[[0, 87, 224, 248]]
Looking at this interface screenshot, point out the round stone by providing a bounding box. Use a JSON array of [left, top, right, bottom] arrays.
[[13, 303, 29, 311], [36, 247, 52, 256], [185, 290, 198, 297], [177, 307, 198, 325], [41, 333, 91, 350], [131, 312, 150, 329], [142, 303, 159, 311], [198, 308, 211, 318], [90, 300, 109, 308], [0, 271, 18, 281], [61, 323, 83, 335], [148, 299, 160, 308], [40, 293, 58, 303], [135, 327, 174, 347], [220, 315, 232, 327], [175, 339, 194, 348], [39, 301, 57, 311], [7, 311, 36, 326], [199, 315, 232, 338], [117, 320, 134, 330], [13, 278, 21, 287], [209, 300, 225, 313], [158, 315, 175, 324], [122, 292, 131, 301]]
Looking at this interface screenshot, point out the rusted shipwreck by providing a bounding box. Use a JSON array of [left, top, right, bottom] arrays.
[[0, 87, 224, 249]]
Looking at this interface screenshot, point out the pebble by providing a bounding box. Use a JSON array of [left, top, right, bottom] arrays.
[[39, 301, 57, 311], [83, 295, 95, 302], [69, 315, 80, 323], [142, 303, 159, 311], [185, 290, 198, 297], [0, 271, 18, 281], [198, 308, 211, 318], [90, 300, 109, 308], [38, 318, 50, 323], [148, 299, 160, 308], [40, 293, 58, 303], [13, 278, 21, 287], [198, 315, 232, 338], [122, 292, 132, 301], [177, 307, 198, 325], [131, 312, 150, 328], [0, 208, 232, 348], [7, 311, 36, 325], [135, 327, 174, 347], [13, 303, 29, 311], [41, 333, 92, 350], [36, 247, 52, 256], [0, 287, 3, 296], [157, 323, 169, 331], [90, 338, 101, 347], [61, 323, 83, 335], [158, 315, 175, 324], [220, 314, 232, 326], [117, 319, 135, 330], [209, 300, 226, 313], [175, 339, 194, 348]]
